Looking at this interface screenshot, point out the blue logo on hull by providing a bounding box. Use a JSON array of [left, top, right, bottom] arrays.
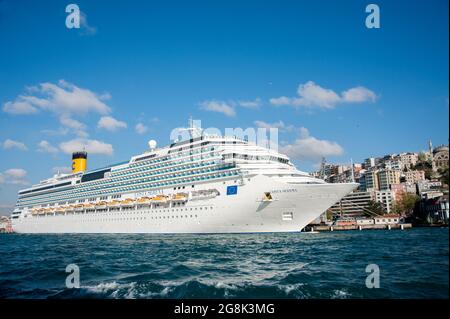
[[227, 185, 238, 195]]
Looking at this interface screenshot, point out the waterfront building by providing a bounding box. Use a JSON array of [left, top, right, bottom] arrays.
[[364, 157, 376, 169], [374, 190, 395, 214], [374, 214, 401, 225], [404, 170, 426, 184], [432, 145, 449, 171], [399, 153, 419, 169], [377, 169, 401, 190], [404, 182, 417, 194], [417, 180, 443, 200], [356, 218, 375, 225], [364, 170, 379, 191], [358, 173, 367, 192], [390, 183, 407, 200], [328, 191, 373, 218], [0, 216, 13, 233], [384, 159, 403, 171], [418, 195, 449, 224]]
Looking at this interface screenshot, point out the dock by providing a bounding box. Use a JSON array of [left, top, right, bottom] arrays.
[[305, 223, 413, 232]]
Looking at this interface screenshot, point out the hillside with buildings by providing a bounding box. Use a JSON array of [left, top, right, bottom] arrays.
[[312, 141, 449, 225]]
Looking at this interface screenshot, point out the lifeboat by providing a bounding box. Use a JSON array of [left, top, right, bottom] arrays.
[[84, 203, 95, 210], [65, 205, 75, 212], [107, 200, 121, 208], [137, 197, 152, 206], [120, 199, 135, 207], [171, 193, 188, 202], [191, 189, 220, 201], [38, 209, 46, 215], [95, 201, 108, 209], [74, 204, 84, 212], [151, 195, 168, 203], [55, 207, 65, 214]]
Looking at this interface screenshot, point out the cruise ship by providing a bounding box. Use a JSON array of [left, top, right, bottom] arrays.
[[11, 120, 357, 233]]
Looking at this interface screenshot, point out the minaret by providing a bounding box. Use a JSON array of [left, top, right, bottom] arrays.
[[429, 139, 437, 172]]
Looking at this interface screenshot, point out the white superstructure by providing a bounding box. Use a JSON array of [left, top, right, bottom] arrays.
[[11, 120, 357, 233]]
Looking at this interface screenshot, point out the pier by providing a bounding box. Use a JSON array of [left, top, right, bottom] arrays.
[[305, 223, 412, 232]]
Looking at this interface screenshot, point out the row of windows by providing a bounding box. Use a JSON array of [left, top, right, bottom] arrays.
[[110, 152, 218, 181], [20, 159, 228, 204], [36, 206, 213, 218], [38, 206, 214, 215], [223, 153, 289, 164], [37, 215, 200, 222]]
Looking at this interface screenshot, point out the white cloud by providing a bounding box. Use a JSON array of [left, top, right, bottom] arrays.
[[254, 120, 294, 132], [80, 11, 97, 36], [52, 166, 72, 174], [59, 138, 113, 156], [2, 139, 28, 151], [97, 116, 127, 132], [3, 80, 111, 116], [2, 100, 38, 114], [270, 81, 377, 109], [280, 127, 344, 161], [238, 98, 261, 109], [59, 115, 86, 130], [5, 168, 27, 179], [37, 140, 58, 154], [269, 96, 291, 107], [0, 168, 29, 185], [41, 127, 69, 136], [341, 86, 377, 103], [135, 123, 148, 134], [59, 115, 88, 137], [199, 100, 236, 117]]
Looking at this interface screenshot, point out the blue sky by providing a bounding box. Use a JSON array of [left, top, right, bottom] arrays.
[[0, 0, 448, 213]]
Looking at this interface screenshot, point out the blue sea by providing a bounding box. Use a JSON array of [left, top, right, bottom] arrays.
[[0, 227, 448, 299]]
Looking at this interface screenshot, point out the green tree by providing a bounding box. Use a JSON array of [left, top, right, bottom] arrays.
[[392, 193, 419, 216], [326, 210, 334, 221], [438, 167, 449, 188], [366, 200, 385, 216], [418, 152, 428, 163], [413, 161, 433, 180]]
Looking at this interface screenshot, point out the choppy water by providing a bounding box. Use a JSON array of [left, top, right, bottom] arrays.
[[0, 227, 448, 299]]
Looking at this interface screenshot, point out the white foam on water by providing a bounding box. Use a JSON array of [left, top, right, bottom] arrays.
[[331, 289, 350, 299]]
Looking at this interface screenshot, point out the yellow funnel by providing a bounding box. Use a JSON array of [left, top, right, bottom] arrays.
[[72, 151, 87, 174]]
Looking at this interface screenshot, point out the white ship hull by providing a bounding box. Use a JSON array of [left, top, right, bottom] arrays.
[[12, 175, 357, 234]]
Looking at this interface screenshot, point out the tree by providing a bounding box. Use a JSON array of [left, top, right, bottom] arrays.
[[438, 167, 449, 188], [392, 193, 419, 216], [418, 152, 428, 163], [413, 161, 433, 179], [366, 200, 385, 216], [326, 210, 334, 221]]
